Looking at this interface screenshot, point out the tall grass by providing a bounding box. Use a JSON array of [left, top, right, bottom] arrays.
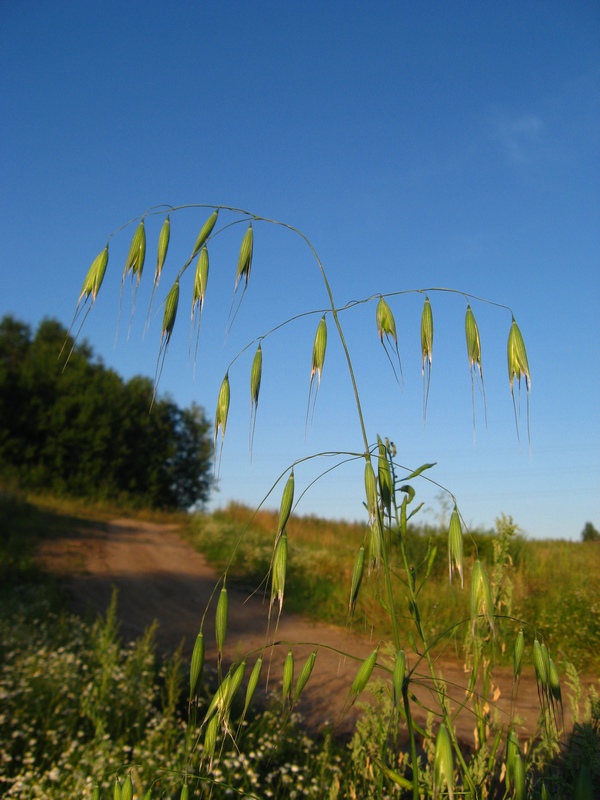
[[59, 203, 600, 797], [188, 504, 600, 673]]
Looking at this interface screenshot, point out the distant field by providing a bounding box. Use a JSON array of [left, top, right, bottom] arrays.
[[188, 503, 600, 674]]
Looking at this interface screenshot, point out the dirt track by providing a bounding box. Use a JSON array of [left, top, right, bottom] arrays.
[[37, 518, 596, 743]]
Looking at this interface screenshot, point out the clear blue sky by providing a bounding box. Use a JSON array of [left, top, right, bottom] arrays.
[[1, 1, 598, 539]]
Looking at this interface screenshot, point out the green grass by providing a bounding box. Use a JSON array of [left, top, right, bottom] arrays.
[[1, 492, 599, 797], [188, 503, 600, 673]]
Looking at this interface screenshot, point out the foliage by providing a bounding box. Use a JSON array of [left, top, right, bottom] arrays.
[[581, 521, 600, 542], [0, 315, 212, 510], [60, 203, 597, 797]]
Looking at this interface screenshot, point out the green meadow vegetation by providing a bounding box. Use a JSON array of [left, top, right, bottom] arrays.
[[2, 203, 599, 797], [189, 503, 600, 674]]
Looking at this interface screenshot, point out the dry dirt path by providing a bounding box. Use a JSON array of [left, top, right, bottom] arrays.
[[38, 518, 596, 744]]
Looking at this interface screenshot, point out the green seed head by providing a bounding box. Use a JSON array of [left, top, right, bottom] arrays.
[[243, 655, 263, 716], [215, 584, 228, 657], [271, 530, 288, 614], [277, 469, 295, 536], [121, 775, 133, 800], [311, 315, 328, 387], [250, 343, 263, 409], [421, 296, 434, 373], [448, 507, 464, 588], [214, 372, 231, 449], [465, 304, 482, 374], [191, 209, 219, 258], [349, 543, 365, 614], [513, 628, 525, 681], [532, 638, 547, 686], [293, 649, 317, 706], [392, 649, 406, 709], [350, 646, 379, 696], [124, 220, 146, 282], [235, 222, 254, 289], [364, 460, 378, 523], [433, 723, 454, 800], [282, 649, 294, 706], [162, 280, 180, 343], [80, 246, 109, 304], [192, 246, 209, 315], [470, 559, 495, 635], [190, 630, 205, 698], [507, 318, 531, 392], [376, 296, 397, 343], [155, 215, 170, 284], [377, 436, 393, 515]]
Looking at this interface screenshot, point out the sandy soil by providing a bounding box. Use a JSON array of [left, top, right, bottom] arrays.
[[37, 517, 596, 744]]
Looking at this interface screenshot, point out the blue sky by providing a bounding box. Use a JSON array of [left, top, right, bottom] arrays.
[[1, 1, 598, 539]]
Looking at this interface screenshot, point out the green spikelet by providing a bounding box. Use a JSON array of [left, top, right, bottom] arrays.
[[191, 209, 219, 258], [155, 215, 170, 284], [79, 246, 109, 304]]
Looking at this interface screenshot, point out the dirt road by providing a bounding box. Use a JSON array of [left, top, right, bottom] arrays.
[[38, 518, 595, 743]]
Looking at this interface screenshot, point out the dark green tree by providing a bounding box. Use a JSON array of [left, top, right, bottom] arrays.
[[581, 521, 600, 542], [0, 315, 213, 509]]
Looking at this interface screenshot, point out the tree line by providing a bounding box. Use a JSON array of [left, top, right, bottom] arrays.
[[0, 315, 213, 510]]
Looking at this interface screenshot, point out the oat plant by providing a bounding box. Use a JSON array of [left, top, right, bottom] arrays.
[[70, 204, 568, 799]]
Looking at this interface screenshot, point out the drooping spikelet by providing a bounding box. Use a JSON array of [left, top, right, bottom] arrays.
[[79, 246, 109, 305], [448, 506, 464, 588], [191, 209, 219, 259]]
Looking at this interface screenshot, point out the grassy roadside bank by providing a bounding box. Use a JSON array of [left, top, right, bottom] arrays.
[[2, 491, 599, 797], [187, 502, 600, 674]]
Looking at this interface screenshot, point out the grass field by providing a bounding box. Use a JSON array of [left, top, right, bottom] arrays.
[[187, 502, 600, 674], [1, 491, 599, 797]]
